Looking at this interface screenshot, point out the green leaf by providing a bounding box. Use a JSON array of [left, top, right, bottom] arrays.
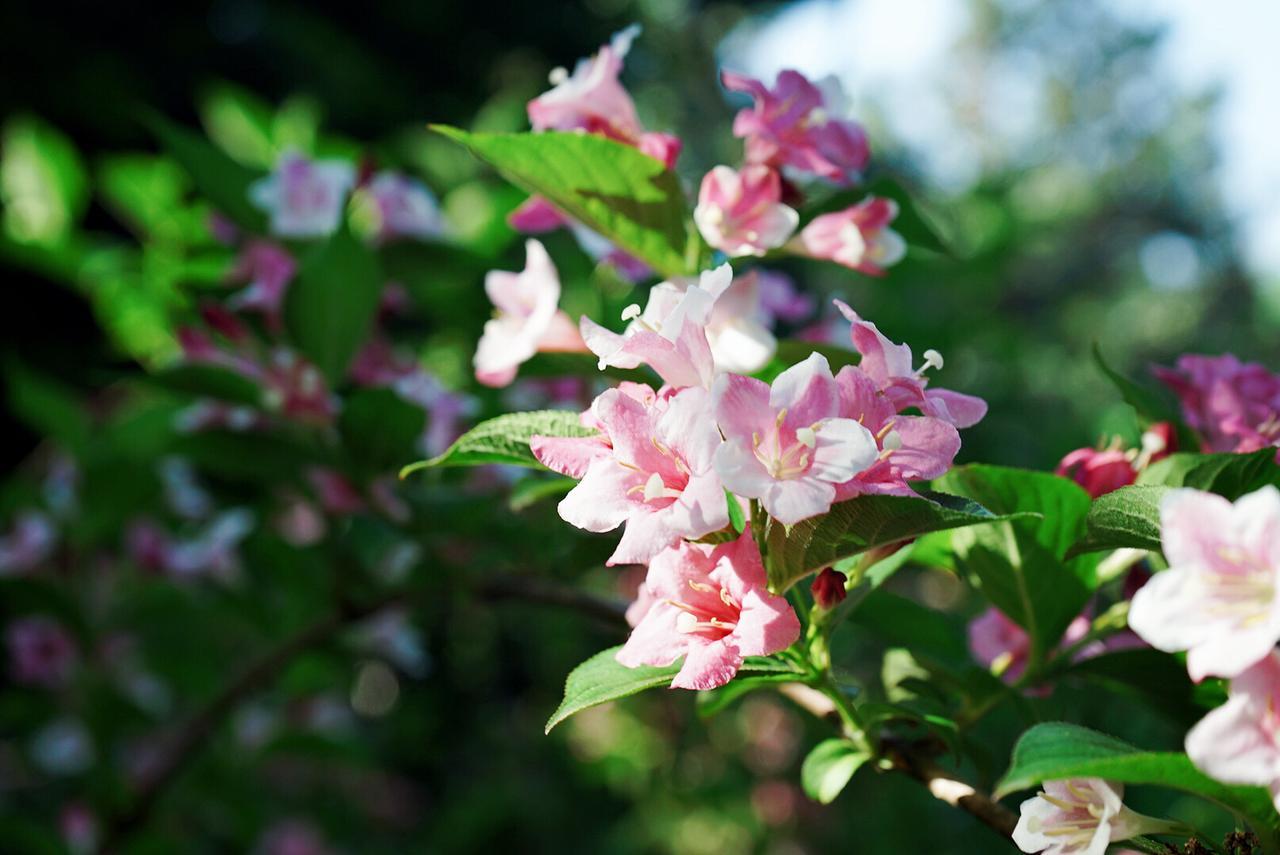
[[996, 722, 1280, 839], [545, 646, 796, 733], [521, 351, 651, 384], [1093, 343, 1197, 449], [1138, 449, 1280, 499], [339, 387, 427, 470], [1067, 485, 1168, 558], [934, 466, 1099, 659], [144, 363, 263, 406], [401, 410, 597, 476], [726, 490, 746, 534], [283, 225, 383, 384], [802, 739, 871, 804], [432, 127, 699, 278], [1, 115, 89, 245], [762, 490, 1024, 593], [141, 111, 266, 231], [3, 360, 91, 454], [508, 476, 576, 512], [1063, 649, 1220, 727]]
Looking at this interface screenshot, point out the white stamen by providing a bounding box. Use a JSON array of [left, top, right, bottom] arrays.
[[621, 303, 643, 322], [548, 67, 568, 85], [796, 426, 817, 448], [921, 349, 945, 372]]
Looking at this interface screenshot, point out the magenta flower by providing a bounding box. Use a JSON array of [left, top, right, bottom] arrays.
[[1154, 353, 1280, 456], [617, 534, 800, 690], [694, 165, 799, 258], [580, 264, 733, 389], [792, 197, 905, 275], [834, 299, 987, 428], [1128, 486, 1280, 681], [365, 172, 446, 242], [1185, 651, 1280, 811], [226, 240, 296, 329], [1055, 447, 1136, 498], [531, 384, 727, 565], [721, 69, 870, 184], [712, 352, 879, 525], [832, 364, 960, 499], [249, 151, 355, 238], [0, 511, 56, 575], [474, 239, 585, 388], [968, 608, 1096, 689], [6, 616, 76, 689]]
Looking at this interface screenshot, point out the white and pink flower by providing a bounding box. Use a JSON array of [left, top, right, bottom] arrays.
[[364, 172, 446, 242], [617, 534, 800, 690], [532, 384, 727, 565], [249, 152, 355, 238], [1128, 485, 1280, 681], [792, 197, 905, 275], [694, 165, 798, 258], [1013, 778, 1166, 855], [712, 352, 878, 525], [473, 239, 585, 388]]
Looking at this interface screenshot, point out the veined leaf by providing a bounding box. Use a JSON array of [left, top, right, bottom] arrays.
[[1067, 485, 1167, 558], [546, 646, 798, 733], [401, 410, 597, 476], [762, 490, 1025, 593], [1137, 448, 1280, 499], [996, 722, 1280, 840], [432, 127, 700, 279], [1093, 343, 1196, 449]]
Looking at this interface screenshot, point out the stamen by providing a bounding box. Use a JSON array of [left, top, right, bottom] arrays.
[[621, 303, 643, 322], [643, 472, 666, 502], [687, 580, 715, 593], [921, 349, 945, 372], [796, 426, 817, 448], [549, 67, 568, 85]]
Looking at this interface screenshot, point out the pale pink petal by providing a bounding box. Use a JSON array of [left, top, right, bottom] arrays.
[[530, 435, 609, 478], [763, 477, 835, 526], [556, 458, 635, 533], [770, 352, 839, 427], [1159, 488, 1236, 568], [808, 419, 878, 484], [711, 372, 774, 445], [923, 389, 988, 429], [713, 441, 776, 500], [671, 637, 742, 690]]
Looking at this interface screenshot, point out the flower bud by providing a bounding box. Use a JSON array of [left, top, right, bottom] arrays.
[[810, 568, 847, 609]]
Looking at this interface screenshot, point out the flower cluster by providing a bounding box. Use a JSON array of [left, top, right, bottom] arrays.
[[1155, 353, 1280, 458], [1125, 485, 1280, 810]]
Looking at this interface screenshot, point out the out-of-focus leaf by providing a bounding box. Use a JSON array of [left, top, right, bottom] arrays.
[[142, 111, 267, 231], [508, 476, 577, 512], [935, 465, 1098, 660], [1066, 485, 1167, 558], [432, 127, 700, 278], [996, 722, 1280, 842], [144, 363, 263, 406], [340, 387, 427, 470], [0, 115, 89, 245], [1093, 343, 1195, 448], [753, 340, 861, 384], [97, 154, 210, 244], [199, 83, 278, 168], [284, 225, 383, 384], [696, 672, 799, 718], [801, 739, 871, 804], [1064, 648, 1219, 726], [520, 351, 650, 383], [545, 646, 795, 733], [1137, 449, 1280, 499], [762, 491, 1024, 593], [401, 410, 596, 475], [3, 360, 91, 454]]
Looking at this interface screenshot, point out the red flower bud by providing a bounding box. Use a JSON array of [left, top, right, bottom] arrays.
[[811, 568, 847, 609]]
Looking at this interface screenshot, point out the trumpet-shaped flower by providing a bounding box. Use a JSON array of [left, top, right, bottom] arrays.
[[1128, 485, 1280, 681], [1154, 353, 1280, 456], [617, 534, 800, 689], [365, 172, 446, 241], [833, 300, 987, 428], [721, 69, 870, 184], [474, 240, 585, 387], [1013, 778, 1166, 855], [580, 264, 735, 389], [249, 152, 355, 238], [1055, 447, 1136, 498], [832, 364, 960, 499], [1185, 651, 1280, 811], [792, 197, 905, 275], [529, 24, 643, 142], [694, 165, 798, 258], [531, 384, 727, 565], [712, 352, 878, 525]]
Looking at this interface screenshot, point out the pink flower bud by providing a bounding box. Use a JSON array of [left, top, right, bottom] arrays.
[[810, 568, 847, 609]]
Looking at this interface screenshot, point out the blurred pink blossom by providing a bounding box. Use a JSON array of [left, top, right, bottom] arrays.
[[1154, 353, 1280, 457], [792, 197, 905, 275], [694, 165, 798, 258], [249, 151, 355, 238], [6, 616, 76, 689]]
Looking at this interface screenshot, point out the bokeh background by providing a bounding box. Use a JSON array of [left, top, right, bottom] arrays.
[[1, 0, 1277, 852]]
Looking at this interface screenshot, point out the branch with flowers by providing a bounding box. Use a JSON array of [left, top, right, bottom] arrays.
[[3, 19, 1280, 855]]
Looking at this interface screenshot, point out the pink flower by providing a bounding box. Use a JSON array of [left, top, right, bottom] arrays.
[[1154, 353, 1280, 456], [226, 240, 296, 328], [834, 299, 988, 428], [968, 608, 1094, 687], [617, 534, 800, 689], [531, 384, 727, 565], [694, 165, 798, 258], [833, 364, 960, 499], [1055, 448, 1136, 498], [307, 467, 365, 516], [721, 69, 870, 184], [1013, 778, 1165, 855], [580, 264, 732, 389], [6, 616, 76, 688], [1185, 651, 1280, 811], [0, 511, 56, 575], [474, 239, 585, 388], [792, 197, 905, 275], [712, 352, 879, 525], [365, 172, 446, 241], [249, 152, 355, 238], [1128, 486, 1280, 681], [529, 24, 644, 142]]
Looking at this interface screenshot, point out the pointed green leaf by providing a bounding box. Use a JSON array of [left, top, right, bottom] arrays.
[[401, 410, 597, 476], [802, 739, 871, 804], [545, 646, 797, 733], [996, 722, 1280, 840], [1067, 485, 1167, 558], [726, 490, 746, 534], [1137, 448, 1280, 499], [762, 490, 1027, 593], [432, 126, 699, 278]]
